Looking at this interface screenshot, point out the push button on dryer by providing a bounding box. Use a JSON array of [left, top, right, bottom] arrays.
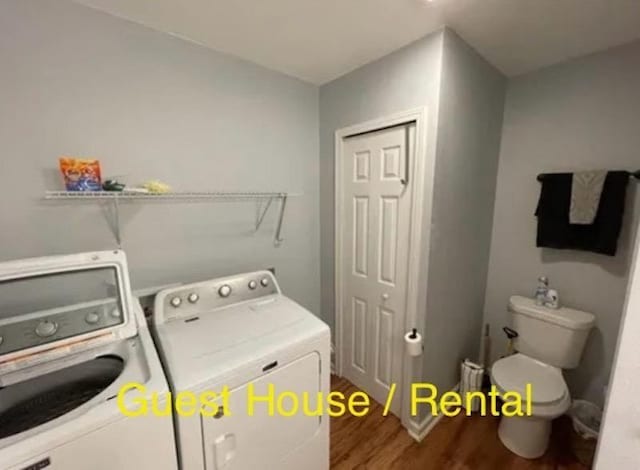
[[35, 320, 58, 338], [85, 312, 100, 324], [218, 285, 232, 298]]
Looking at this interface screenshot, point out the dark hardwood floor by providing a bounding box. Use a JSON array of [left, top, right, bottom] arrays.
[[330, 376, 590, 470]]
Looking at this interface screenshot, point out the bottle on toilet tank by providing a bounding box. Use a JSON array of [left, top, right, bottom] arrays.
[[535, 276, 549, 306], [544, 289, 560, 309]]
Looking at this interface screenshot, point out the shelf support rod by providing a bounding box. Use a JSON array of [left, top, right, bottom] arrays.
[[104, 197, 122, 248], [254, 197, 274, 232], [274, 194, 288, 246]]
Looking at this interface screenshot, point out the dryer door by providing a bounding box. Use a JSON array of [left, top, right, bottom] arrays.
[[201, 352, 324, 470]]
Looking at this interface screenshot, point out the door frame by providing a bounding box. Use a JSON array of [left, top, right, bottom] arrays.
[[334, 107, 434, 431]]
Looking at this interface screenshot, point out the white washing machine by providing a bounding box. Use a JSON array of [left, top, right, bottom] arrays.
[[0, 251, 178, 470], [152, 271, 330, 470]]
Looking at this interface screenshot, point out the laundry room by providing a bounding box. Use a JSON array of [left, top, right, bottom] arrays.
[[1, 0, 640, 469]]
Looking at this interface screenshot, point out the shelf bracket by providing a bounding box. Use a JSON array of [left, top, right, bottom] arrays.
[[254, 197, 274, 232], [274, 194, 288, 247], [102, 197, 122, 248]]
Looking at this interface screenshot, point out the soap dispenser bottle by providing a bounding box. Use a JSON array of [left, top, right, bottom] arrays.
[[545, 289, 560, 309], [535, 276, 549, 306]]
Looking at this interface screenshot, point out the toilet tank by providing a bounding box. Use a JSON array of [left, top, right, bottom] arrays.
[[509, 296, 595, 369]]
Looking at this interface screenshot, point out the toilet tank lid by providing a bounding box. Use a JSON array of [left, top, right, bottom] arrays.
[[509, 296, 595, 330]]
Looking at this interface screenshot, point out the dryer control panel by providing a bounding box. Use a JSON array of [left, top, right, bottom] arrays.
[[155, 271, 279, 323]]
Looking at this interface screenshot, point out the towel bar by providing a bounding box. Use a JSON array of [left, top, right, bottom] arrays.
[[537, 170, 640, 182]]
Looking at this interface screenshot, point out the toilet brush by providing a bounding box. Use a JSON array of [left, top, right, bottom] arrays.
[[480, 324, 490, 367]]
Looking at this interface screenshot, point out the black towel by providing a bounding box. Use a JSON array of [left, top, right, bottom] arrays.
[[535, 171, 629, 256]]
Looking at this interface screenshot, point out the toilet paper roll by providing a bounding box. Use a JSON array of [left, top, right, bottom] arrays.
[[405, 330, 423, 357]]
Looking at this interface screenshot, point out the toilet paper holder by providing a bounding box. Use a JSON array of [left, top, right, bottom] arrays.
[[405, 328, 423, 357]]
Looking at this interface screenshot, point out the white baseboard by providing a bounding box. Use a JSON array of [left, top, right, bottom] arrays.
[[406, 382, 460, 442], [408, 414, 444, 442]]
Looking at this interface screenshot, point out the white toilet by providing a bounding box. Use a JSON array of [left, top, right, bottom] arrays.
[[491, 295, 595, 459]]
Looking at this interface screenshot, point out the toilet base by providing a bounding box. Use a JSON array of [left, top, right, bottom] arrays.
[[498, 415, 552, 459]]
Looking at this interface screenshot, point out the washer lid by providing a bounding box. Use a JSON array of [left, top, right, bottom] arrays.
[[491, 354, 567, 404], [0, 251, 138, 371]]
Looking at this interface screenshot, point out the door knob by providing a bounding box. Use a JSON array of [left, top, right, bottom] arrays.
[[382, 293, 389, 300]]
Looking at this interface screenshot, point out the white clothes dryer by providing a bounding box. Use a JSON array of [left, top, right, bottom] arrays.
[[152, 271, 330, 470], [0, 251, 178, 470]]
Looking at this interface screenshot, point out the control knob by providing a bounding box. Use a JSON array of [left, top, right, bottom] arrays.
[[260, 277, 270, 287], [85, 312, 100, 324], [170, 296, 182, 308], [35, 320, 58, 338], [188, 293, 200, 304], [218, 284, 232, 298], [248, 280, 257, 290]]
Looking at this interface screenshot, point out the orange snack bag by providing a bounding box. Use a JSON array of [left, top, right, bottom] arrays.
[[59, 157, 102, 191]]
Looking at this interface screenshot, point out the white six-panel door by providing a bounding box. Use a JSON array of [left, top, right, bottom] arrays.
[[339, 123, 414, 416]]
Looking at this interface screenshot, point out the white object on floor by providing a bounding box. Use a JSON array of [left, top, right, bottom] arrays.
[[460, 359, 484, 413], [491, 295, 595, 459], [0, 251, 177, 470], [152, 271, 331, 470], [569, 399, 601, 440]]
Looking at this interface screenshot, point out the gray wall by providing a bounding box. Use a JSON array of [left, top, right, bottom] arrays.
[[319, 30, 445, 332], [483, 40, 640, 407], [319, 29, 506, 418], [423, 30, 506, 394], [0, 0, 321, 314]]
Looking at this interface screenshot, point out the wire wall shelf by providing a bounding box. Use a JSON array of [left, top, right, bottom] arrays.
[[44, 191, 295, 247]]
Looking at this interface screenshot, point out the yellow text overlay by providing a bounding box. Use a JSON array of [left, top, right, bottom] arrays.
[[117, 382, 533, 418]]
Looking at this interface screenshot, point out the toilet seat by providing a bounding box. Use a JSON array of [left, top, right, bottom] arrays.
[[491, 353, 568, 405]]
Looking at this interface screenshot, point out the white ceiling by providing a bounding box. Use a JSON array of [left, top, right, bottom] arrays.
[[74, 0, 640, 85]]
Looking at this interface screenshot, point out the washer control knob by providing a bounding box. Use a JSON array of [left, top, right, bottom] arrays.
[[260, 277, 270, 287], [110, 308, 122, 319], [218, 284, 232, 298], [248, 280, 257, 290], [85, 312, 100, 324], [188, 293, 200, 304], [35, 320, 58, 338], [170, 296, 182, 308]]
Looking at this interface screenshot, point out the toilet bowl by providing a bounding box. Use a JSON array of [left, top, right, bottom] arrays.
[[491, 353, 571, 458], [490, 296, 595, 459], [491, 296, 595, 458]]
